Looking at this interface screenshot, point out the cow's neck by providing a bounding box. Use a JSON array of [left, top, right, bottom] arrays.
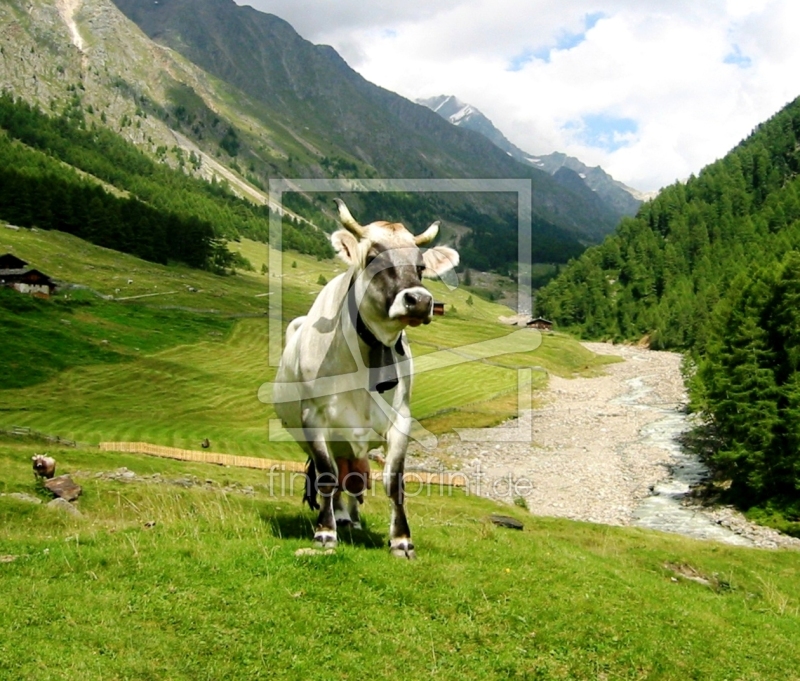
[[346, 274, 404, 394]]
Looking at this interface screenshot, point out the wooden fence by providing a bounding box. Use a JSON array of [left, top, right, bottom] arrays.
[[2, 426, 77, 447], [98, 441, 466, 487], [99, 441, 305, 472]]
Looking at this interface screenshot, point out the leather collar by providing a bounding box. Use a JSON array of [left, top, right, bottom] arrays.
[[346, 275, 404, 393]]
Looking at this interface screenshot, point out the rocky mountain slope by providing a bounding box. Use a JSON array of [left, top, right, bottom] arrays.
[[0, 0, 289, 210]]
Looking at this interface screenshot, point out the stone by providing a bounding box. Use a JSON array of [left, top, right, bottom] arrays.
[[47, 498, 82, 516], [4, 492, 42, 505], [44, 475, 82, 501], [490, 514, 524, 530]]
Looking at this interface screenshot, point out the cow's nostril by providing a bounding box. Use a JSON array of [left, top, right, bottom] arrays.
[[404, 292, 418, 307]]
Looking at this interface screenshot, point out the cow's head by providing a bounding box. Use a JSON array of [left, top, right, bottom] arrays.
[[331, 199, 459, 346]]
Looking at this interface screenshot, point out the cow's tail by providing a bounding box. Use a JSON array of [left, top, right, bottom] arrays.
[[303, 457, 320, 510]]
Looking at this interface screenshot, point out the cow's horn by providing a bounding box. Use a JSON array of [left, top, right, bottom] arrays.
[[414, 221, 440, 246], [334, 199, 365, 238]]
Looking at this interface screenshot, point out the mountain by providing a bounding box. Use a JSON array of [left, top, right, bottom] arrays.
[[534, 95, 800, 348], [418, 95, 515, 153], [0, 0, 618, 275], [535, 94, 800, 513], [0, 0, 336, 265], [108, 0, 623, 244], [528, 151, 650, 213], [0, 0, 291, 206], [418, 94, 643, 219]]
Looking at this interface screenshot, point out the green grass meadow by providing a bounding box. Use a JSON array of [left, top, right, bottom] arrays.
[[2, 227, 800, 679], [2, 439, 800, 680]]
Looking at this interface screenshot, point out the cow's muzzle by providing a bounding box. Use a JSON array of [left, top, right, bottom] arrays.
[[389, 286, 434, 326]]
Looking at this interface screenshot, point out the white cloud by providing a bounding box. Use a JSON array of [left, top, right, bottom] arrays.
[[239, 0, 800, 192]]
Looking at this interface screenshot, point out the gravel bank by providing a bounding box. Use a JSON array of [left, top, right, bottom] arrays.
[[410, 342, 800, 550]]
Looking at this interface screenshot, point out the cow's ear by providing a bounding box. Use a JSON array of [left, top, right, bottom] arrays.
[[331, 230, 360, 265], [422, 246, 459, 278]]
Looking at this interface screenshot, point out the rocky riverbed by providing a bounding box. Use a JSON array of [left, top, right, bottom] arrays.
[[409, 342, 800, 550]]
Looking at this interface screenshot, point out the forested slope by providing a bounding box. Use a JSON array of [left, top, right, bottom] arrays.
[[0, 93, 333, 268], [536, 95, 800, 522], [537, 95, 800, 349]]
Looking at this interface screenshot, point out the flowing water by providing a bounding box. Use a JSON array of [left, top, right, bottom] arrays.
[[617, 378, 753, 546]]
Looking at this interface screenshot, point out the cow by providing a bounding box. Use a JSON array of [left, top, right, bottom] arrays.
[[273, 199, 459, 559], [32, 454, 56, 479]]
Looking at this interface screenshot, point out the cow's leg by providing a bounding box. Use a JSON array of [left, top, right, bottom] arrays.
[[333, 490, 353, 527], [338, 456, 368, 530], [306, 434, 338, 548], [346, 493, 362, 530], [333, 457, 353, 527], [333, 492, 363, 529], [384, 425, 415, 559]]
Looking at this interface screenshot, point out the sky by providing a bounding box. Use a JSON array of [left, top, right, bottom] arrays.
[[237, 0, 800, 193]]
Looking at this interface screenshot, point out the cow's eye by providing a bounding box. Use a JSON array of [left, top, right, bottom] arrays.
[[417, 264, 426, 277]]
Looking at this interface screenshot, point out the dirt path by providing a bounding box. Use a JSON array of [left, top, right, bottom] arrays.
[[410, 342, 800, 549]]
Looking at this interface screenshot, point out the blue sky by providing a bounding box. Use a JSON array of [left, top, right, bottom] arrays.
[[242, 1, 800, 192], [567, 114, 638, 153], [509, 12, 605, 69], [724, 45, 752, 68]]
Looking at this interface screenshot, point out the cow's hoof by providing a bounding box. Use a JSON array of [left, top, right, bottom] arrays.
[[334, 509, 352, 527], [351, 521, 362, 530], [313, 530, 338, 549], [389, 538, 416, 560]]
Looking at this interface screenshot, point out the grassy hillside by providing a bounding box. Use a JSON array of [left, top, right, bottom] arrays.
[[2, 438, 800, 680], [2, 228, 799, 680], [0, 227, 615, 456]]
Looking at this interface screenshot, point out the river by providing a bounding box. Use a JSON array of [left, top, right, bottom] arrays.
[[416, 342, 799, 549]]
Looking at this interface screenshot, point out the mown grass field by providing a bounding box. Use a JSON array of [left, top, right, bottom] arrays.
[[0, 228, 617, 454], [4, 226, 798, 679]]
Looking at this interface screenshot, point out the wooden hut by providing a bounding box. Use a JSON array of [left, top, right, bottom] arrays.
[[526, 317, 554, 331], [0, 254, 57, 298]]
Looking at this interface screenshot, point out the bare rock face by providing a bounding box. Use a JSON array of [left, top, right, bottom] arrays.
[[44, 475, 82, 502]]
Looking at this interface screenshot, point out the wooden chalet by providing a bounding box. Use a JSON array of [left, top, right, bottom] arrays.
[[526, 317, 554, 331], [0, 254, 27, 270], [0, 254, 57, 298]]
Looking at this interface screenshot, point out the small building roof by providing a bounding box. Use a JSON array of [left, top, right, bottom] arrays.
[[0, 253, 28, 270], [0, 264, 56, 290]]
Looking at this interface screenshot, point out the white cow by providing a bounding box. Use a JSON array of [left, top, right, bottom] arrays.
[[273, 199, 459, 558]]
